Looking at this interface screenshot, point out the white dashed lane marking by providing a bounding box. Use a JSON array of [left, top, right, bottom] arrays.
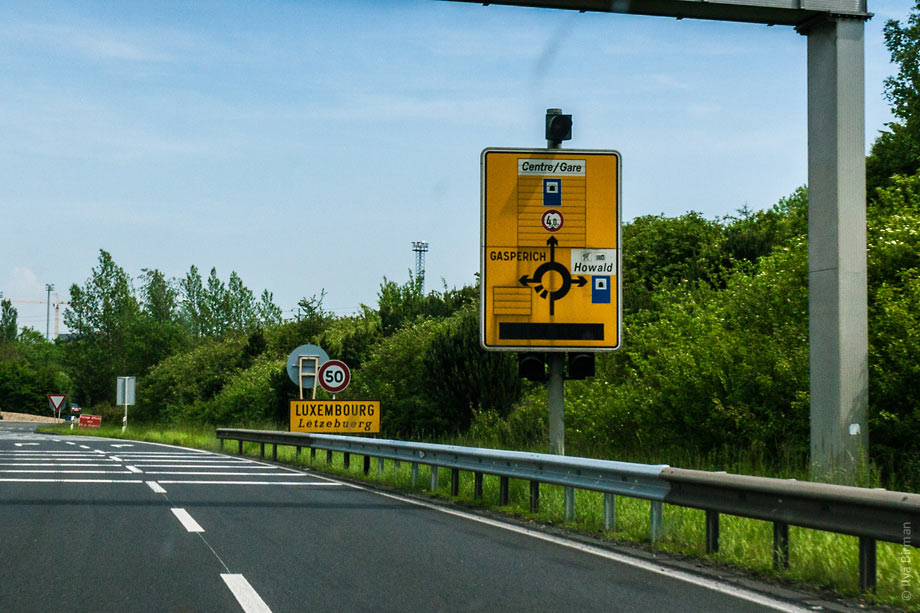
[[171, 508, 205, 533]]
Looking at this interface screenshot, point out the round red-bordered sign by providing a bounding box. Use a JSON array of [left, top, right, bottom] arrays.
[[541, 209, 564, 232], [318, 359, 351, 393]]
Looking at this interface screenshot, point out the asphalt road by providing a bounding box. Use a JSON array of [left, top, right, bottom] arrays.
[[0, 421, 812, 612]]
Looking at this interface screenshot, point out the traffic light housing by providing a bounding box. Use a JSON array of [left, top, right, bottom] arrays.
[[518, 352, 546, 382], [545, 109, 573, 144], [567, 352, 595, 380]]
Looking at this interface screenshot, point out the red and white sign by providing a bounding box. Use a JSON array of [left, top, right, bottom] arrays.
[[541, 209, 564, 232], [318, 360, 351, 394], [47, 394, 67, 412], [78, 414, 102, 429]]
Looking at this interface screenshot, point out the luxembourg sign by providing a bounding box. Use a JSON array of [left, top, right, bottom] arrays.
[[480, 148, 621, 351]]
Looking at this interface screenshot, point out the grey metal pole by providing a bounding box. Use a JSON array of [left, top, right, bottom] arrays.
[[548, 353, 565, 455], [802, 17, 868, 479], [546, 108, 566, 456], [45, 283, 53, 340]]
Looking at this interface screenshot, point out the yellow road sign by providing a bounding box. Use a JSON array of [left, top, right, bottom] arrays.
[[480, 148, 621, 351], [290, 400, 381, 433]]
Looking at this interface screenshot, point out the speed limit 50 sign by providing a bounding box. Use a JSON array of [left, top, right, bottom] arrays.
[[318, 359, 351, 394]]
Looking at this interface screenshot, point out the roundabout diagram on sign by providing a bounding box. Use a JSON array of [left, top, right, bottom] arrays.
[[518, 236, 587, 315]]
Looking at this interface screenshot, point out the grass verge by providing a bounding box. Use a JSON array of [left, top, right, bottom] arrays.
[[39, 423, 920, 611]]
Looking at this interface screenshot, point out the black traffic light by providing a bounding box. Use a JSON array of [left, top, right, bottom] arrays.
[[567, 353, 595, 380], [518, 352, 546, 382], [545, 109, 572, 144]]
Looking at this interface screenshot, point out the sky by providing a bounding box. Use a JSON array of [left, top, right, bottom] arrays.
[[0, 0, 913, 334]]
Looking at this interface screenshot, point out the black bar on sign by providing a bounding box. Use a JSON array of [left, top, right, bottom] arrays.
[[499, 322, 604, 341]]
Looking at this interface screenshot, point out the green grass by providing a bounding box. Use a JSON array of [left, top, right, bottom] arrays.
[[38, 423, 920, 610]]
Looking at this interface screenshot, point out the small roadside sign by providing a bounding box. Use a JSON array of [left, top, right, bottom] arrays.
[[318, 360, 351, 394], [47, 394, 67, 418], [78, 415, 101, 429]]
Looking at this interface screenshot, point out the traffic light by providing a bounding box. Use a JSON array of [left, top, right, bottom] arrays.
[[518, 352, 546, 382], [567, 353, 595, 380], [545, 109, 572, 144]]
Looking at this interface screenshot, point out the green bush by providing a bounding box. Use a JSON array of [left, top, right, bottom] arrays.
[[421, 305, 520, 432], [138, 336, 247, 423]]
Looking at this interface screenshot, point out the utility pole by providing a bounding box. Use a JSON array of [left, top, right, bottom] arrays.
[[45, 283, 54, 341]]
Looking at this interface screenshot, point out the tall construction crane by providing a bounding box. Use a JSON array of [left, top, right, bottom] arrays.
[[0, 293, 70, 340]]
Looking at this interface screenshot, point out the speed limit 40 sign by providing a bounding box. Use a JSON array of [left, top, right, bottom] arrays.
[[318, 359, 351, 394]]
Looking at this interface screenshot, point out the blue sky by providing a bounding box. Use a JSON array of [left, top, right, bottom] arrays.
[[0, 0, 913, 332]]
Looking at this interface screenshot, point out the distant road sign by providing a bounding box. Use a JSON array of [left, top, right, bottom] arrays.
[[481, 148, 621, 352], [285, 344, 329, 386], [116, 377, 136, 405], [318, 360, 351, 394], [47, 394, 66, 412]]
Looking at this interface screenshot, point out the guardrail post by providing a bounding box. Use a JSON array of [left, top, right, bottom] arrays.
[[450, 469, 460, 496], [411, 463, 419, 486], [259, 443, 265, 459], [650, 501, 663, 542], [219, 438, 224, 451], [859, 537, 877, 593], [363, 455, 370, 475], [272, 443, 277, 462], [474, 472, 483, 500], [310, 447, 316, 462], [564, 487, 575, 521], [603, 493, 616, 531], [500, 476, 509, 506], [705, 511, 720, 554], [773, 522, 790, 570], [326, 450, 332, 465], [238, 440, 243, 455], [296, 446, 301, 457], [344, 452, 350, 470], [430, 466, 439, 491], [394, 459, 401, 470], [529, 481, 540, 513], [377, 458, 384, 476]]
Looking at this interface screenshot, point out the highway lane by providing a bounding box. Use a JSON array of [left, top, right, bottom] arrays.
[[0, 422, 810, 612]]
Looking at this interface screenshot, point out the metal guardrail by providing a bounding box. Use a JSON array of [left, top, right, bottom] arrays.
[[216, 428, 920, 593]]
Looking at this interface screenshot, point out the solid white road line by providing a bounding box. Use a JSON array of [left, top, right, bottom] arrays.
[[0, 469, 133, 474], [0, 463, 119, 467], [0, 478, 144, 483], [171, 508, 204, 533], [144, 471, 290, 476], [221, 574, 272, 613], [146, 481, 166, 493], [321, 476, 812, 613], [156, 480, 341, 486]]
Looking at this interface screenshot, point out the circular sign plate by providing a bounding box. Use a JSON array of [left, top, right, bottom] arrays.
[[286, 344, 330, 387], [318, 359, 351, 394], [541, 209, 564, 232]]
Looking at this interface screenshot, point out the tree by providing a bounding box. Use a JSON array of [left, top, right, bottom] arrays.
[[0, 299, 17, 343], [866, 0, 920, 193], [178, 265, 207, 338], [63, 250, 141, 406], [139, 268, 178, 324]]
